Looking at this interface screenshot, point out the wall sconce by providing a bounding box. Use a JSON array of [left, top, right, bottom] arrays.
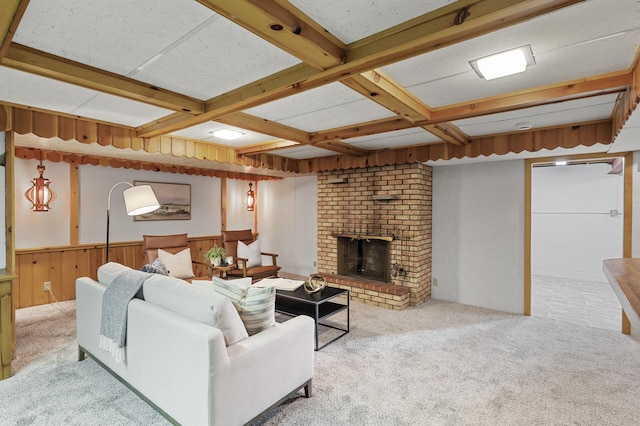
[[25, 156, 56, 212], [246, 182, 255, 211], [106, 182, 160, 263]]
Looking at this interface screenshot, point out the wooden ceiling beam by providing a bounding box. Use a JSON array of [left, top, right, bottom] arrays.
[[3, 43, 205, 114], [196, 0, 345, 69], [236, 139, 300, 155], [428, 72, 632, 123], [216, 112, 310, 144], [139, 0, 583, 137], [312, 140, 369, 157], [342, 69, 469, 145], [0, 0, 29, 58], [420, 123, 470, 145], [310, 117, 417, 144]]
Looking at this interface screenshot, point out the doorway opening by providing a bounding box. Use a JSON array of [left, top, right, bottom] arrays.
[[525, 153, 632, 331]]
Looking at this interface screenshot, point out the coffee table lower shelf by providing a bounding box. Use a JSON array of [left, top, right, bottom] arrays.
[[275, 287, 350, 351]]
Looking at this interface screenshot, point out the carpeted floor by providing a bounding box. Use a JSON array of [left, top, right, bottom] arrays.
[[2, 298, 640, 425]]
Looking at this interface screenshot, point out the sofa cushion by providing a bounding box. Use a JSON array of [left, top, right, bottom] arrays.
[[212, 277, 275, 335], [158, 248, 195, 279], [98, 262, 132, 285], [238, 240, 262, 268], [143, 274, 248, 346]]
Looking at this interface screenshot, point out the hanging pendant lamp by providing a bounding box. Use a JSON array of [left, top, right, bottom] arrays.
[[246, 182, 255, 211], [25, 156, 56, 212]]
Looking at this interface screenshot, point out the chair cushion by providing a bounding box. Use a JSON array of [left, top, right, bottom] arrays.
[[158, 248, 195, 279], [238, 240, 262, 267], [212, 277, 275, 335]]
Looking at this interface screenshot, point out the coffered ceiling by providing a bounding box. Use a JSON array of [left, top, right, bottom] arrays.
[[1, 0, 639, 176]]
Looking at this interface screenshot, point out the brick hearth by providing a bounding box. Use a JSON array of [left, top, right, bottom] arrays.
[[317, 163, 432, 309]]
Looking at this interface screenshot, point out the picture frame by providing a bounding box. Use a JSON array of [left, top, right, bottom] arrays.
[[133, 181, 191, 221]]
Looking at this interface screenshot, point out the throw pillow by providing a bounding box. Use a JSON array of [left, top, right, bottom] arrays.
[[143, 274, 248, 346], [140, 258, 169, 276], [212, 277, 275, 335], [157, 248, 195, 279], [237, 240, 262, 268]]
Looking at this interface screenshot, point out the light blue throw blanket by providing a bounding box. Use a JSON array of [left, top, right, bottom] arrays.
[[99, 269, 151, 363]]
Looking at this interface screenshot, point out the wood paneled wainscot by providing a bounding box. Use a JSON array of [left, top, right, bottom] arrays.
[[14, 236, 220, 309], [1, 270, 18, 379]]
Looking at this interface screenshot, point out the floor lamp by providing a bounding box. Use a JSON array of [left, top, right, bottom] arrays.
[[106, 182, 160, 263]]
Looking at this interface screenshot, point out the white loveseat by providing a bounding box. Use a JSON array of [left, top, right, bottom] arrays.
[[76, 263, 314, 426]]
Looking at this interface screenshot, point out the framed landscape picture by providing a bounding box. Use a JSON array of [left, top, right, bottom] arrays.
[[133, 181, 191, 221]]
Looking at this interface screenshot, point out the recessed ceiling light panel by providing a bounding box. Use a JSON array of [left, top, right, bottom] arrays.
[[470, 45, 536, 80], [210, 129, 244, 140]]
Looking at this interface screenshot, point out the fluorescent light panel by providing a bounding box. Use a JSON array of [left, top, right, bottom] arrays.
[[470, 45, 535, 80], [211, 129, 244, 140]]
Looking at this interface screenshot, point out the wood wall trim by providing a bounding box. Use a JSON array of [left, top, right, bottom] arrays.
[[69, 161, 79, 246], [4, 104, 618, 175], [7, 106, 295, 177], [299, 121, 613, 173]]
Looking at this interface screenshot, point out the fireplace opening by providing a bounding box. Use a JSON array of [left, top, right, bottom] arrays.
[[337, 237, 390, 282]]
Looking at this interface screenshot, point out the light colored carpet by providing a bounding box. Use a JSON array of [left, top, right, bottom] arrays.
[[2, 298, 640, 425]]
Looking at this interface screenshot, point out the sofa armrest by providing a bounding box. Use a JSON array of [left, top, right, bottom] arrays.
[[211, 315, 315, 425]]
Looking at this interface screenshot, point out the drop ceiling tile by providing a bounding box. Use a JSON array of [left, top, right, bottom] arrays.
[[132, 16, 301, 100], [454, 94, 618, 137], [245, 83, 394, 132], [171, 121, 277, 147], [14, 0, 214, 76], [347, 127, 439, 150], [0, 66, 98, 113], [290, 0, 455, 44], [382, 0, 640, 107], [71, 93, 173, 128]]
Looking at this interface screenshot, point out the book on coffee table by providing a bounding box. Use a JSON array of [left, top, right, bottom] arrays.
[[254, 277, 305, 291]]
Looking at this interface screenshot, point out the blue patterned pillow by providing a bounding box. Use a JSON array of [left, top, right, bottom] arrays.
[[141, 258, 169, 276]]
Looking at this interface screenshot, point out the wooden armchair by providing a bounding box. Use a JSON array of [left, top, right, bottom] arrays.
[[142, 233, 211, 282], [221, 229, 281, 283]]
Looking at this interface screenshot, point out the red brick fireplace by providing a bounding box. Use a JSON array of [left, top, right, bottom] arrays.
[[317, 163, 432, 309]]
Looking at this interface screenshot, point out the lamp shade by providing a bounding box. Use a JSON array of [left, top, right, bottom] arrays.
[[122, 185, 160, 216]]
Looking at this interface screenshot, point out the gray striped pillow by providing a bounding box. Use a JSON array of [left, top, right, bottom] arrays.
[[213, 277, 275, 335]]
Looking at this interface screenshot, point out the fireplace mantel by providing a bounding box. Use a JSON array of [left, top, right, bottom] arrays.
[[331, 233, 394, 242]]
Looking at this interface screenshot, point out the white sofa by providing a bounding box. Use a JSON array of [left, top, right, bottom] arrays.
[[76, 266, 314, 426]]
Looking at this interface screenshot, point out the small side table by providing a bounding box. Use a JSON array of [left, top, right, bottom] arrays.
[[275, 286, 350, 350], [210, 264, 236, 279]]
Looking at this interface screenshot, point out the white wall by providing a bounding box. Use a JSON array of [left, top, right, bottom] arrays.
[[15, 159, 226, 248], [531, 162, 623, 282], [78, 165, 221, 244], [258, 175, 317, 277], [13, 157, 317, 275], [15, 157, 70, 248], [432, 160, 525, 314]]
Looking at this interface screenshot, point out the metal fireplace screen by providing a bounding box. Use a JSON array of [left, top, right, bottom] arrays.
[[337, 237, 389, 282]]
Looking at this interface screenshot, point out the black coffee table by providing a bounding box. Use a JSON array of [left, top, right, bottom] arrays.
[[275, 286, 350, 350]]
